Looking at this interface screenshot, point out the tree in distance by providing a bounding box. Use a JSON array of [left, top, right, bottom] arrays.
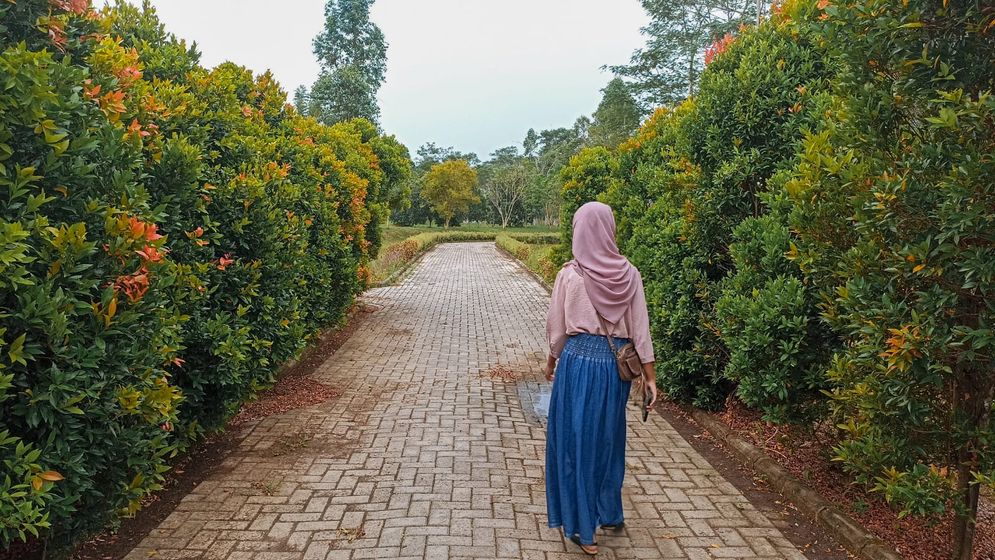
[[479, 147, 532, 228], [421, 160, 480, 228], [611, 0, 759, 107], [297, 0, 387, 124], [589, 78, 643, 148]]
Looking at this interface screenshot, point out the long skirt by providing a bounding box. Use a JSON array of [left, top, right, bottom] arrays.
[[545, 333, 632, 546]]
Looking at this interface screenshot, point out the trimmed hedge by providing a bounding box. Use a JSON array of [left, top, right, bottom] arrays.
[[370, 230, 498, 284], [606, 7, 837, 412], [558, 0, 995, 550], [508, 232, 559, 245], [0, 0, 408, 549], [495, 234, 558, 285]]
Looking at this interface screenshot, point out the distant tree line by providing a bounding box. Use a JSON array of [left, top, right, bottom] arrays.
[[393, 78, 642, 228]]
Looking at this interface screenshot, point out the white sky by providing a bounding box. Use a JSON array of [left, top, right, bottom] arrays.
[[132, 0, 649, 158]]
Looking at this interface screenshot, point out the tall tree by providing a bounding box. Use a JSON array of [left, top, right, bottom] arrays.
[[391, 143, 479, 226], [610, 0, 758, 107], [298, 0, 387, 124], [479, 147, 531, 228], [414, 142, 480, 170], [589, 78, 643, 147], [313, 0, 387, 87], [522, 119, 590, 225], [421, 160, 479, 228], [292, 85, 309, 114], [306, 65, 380, 124]]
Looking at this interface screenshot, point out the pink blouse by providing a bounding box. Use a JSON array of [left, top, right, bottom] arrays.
[[546, 265, 655, 364]]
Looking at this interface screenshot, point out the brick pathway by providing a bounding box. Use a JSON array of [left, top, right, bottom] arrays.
[[125, 243, 810, 560]]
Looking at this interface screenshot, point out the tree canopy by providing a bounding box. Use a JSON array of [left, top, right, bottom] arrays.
[[610, 0, 759, 106], [297, 0, 387, 124], [421, 160, 480, 228], [589, 78, 643, 148]]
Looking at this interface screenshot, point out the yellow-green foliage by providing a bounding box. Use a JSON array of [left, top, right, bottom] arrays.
[[496, 235, 559, 285], [420, 160, 479, 228]]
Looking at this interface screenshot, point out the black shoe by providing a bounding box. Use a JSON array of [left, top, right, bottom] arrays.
[[601, 521, 625, 531]]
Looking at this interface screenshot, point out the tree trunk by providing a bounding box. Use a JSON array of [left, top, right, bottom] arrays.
[[952, 465, 979, 560], [952, 364, 994, 560]]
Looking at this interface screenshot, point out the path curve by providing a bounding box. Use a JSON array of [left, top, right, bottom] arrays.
[[124, 242, 811, 560]]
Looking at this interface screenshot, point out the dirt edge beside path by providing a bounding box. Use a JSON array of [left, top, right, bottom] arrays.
[[656, 402, 852, 560], [69, 303, 374, 560], [688, 408, 902, 560]]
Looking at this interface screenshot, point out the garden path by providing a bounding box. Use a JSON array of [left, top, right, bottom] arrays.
[[124, 242, 813, 560]]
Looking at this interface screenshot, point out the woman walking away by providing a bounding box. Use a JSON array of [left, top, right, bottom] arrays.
[[544, 201, 657, 556]]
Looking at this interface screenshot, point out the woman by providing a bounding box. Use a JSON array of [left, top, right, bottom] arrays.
[[544, 201, 657, 556]]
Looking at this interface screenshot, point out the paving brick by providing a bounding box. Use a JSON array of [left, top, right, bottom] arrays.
[[123, 243, 811, 559]]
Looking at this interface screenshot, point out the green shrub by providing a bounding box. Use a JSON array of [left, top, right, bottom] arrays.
[[786, 0, 994, 553], [601, 11, 836, 409], [496, 234, 529, 261], [715, 197, 832, 422], [0, 0, 406, 549], [554, 146, 619, 264], [508, 232, 559, 245], [557, 0, 995, 553], [496, 234, 559, 285]]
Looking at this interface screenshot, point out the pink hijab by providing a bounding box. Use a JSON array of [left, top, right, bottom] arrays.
[[569, 202, 639, 324]]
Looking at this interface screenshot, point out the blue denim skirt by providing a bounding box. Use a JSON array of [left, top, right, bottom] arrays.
[[545, 333, 632, 545]]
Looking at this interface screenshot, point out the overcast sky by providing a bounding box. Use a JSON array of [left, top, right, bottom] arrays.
[[134, 1, 649, 159]]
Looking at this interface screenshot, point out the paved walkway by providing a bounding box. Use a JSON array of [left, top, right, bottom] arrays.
[[126, 243, 810, 560]]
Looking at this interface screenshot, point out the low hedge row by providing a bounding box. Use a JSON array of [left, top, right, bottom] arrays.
[[370, 230, 498, 283], [507, 232, 559, 245], [495, 234, 558, 286], [0, 0, 409, 550]]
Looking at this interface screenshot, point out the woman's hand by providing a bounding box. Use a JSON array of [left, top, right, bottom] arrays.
[[545, 355, 557, 382], [644, 380, 658, 410], [642, 362, 658, 410]]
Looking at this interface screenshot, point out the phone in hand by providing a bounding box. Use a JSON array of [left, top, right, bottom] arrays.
[[642, 389, 652, 423]]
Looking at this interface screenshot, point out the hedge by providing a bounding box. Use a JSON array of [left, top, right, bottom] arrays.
[[495, 234, 558, 285], [557, 0, 994, 552], [370, 230, 498, 284], [508, 232, 559, 245], [0, 0, 409, 550], [606, 3, 837, 413]]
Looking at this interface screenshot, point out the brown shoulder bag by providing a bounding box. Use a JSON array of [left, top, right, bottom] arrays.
[[594, 312, 643, 383], [576, 266, 643, 382]]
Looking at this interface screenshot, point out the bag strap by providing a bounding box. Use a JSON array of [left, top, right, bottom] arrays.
[[574, 264, 619, 356]]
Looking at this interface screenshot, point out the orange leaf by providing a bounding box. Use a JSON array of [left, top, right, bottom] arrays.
[[39, 470, 64, 482]]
